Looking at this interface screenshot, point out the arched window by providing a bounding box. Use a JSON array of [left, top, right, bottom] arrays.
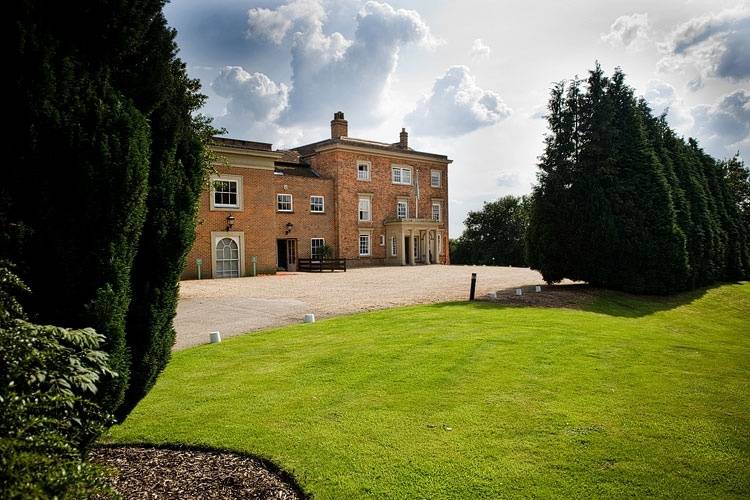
[[215, 237, 240, 278]]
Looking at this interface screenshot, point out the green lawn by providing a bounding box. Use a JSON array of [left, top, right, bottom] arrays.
[[105, 283, 750, 499]]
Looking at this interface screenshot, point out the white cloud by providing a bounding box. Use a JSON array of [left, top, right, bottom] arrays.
[[643, 81, 750, 160], [496, 172, 519, 188], [601, 13, 650, 50], [247, 0, 327, 44], [643, 79, 675, 114], [211, 66, 300, 145], [690, 89, 750, 158], [642, 79, 693, 132], [245, 0, 438, 125], [658, 5, 750, 84], [405, 66, 511, 136], [469, 38, 491, 60], [529, 104, 546, 120], [641, 79, 750, 159], [212, 66, 289, 123]]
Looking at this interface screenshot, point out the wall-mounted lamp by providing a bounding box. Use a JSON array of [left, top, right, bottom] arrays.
[[226, 214, 235, 231], [285, 222, 294, 234]]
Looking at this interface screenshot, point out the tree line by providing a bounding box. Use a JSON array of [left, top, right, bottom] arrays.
[[454, 65, 750, 295], [451, 195, 530, 267]]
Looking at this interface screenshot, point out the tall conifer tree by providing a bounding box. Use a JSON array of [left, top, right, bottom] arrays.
[[6, 1, 215, 418], [528, 64, 747, 294]]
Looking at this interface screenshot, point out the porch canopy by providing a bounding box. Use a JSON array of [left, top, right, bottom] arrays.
[[384, 217, 442, 265]]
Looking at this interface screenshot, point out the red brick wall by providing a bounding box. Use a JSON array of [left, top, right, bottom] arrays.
[[182, 145, 451, 280], [272, 173, 337, 260], [182, 166, 336, 279], [306, 149, 450, 265]]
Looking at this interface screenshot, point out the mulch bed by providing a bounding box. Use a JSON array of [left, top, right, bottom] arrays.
[[91, 446, 304, 499], [481, 283, 597, 309]]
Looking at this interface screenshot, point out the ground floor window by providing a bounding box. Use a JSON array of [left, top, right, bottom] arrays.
[[391, 236, 397, 256], [215, 237, 240, 278], [311, 238, 325, 259], [359, 234, 371, 256]]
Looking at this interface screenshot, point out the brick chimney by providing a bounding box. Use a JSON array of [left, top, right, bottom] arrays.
[[399, 128, 408, 148], [331, 111, 348, 139]]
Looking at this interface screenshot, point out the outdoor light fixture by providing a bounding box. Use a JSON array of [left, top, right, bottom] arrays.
[[285, 222, 294, 234], [226, 214, 235, 231]]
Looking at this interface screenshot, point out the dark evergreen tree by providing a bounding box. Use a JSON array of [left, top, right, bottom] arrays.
[[601, 69, 689, 293], [7, 3, 150, 410], [6, 1, 215, 419], [573, 64, 617, 285], [719, 154, 750, 279], [527, 81, 579, 282], [115, 12, 216, 421], [721, 154, 750, 233], [528, 64, 746, 294]]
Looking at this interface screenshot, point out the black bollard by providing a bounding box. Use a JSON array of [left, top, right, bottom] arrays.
[[469, 272, 477, 301]]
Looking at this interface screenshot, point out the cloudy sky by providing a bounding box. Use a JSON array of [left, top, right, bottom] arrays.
[[166, 0, 750, 236]]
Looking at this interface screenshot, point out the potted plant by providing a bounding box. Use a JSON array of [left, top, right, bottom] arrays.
[[319, 244, 333, 259]]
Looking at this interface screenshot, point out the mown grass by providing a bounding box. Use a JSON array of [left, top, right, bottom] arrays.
[[105, 283, 750, 498]]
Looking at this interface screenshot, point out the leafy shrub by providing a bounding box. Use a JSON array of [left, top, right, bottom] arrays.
[[318, 244, 334, 259], [0, 265, 116, 499]]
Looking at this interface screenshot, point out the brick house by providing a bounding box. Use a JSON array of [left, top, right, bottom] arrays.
[[182, 112, 452, 279]]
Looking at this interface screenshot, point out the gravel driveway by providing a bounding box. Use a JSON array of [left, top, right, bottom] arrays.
[[174, 265, 546, 350]]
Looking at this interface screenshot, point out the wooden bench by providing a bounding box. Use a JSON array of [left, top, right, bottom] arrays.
[[298, 258, 347, 272]]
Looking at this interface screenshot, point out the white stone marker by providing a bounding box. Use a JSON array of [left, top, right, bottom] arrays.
[[209, 331, 222, 344], [488, 291, 497, 300], [535, 285, 542, 293], [515, 288, 523, 296], [304, 313, 316, 323]]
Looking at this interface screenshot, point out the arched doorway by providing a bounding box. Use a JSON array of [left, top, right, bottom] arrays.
[[215, 237, 240, 278]]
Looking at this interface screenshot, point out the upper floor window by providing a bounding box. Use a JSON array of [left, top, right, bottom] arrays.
[[432, 202, 441, 222], [211, 175, 242, 210], [392, 166, 412, 185], [277, 193, 293, 212], [397, 200, 408, 219], [357, 161, 371, 181], [214, 180, 238, 207], [310, 195, 324, 213], [431, 169, 441, 188], [358, 196, 371, 222]]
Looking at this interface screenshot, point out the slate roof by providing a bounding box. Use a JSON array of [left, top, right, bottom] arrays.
[[292, 136, 451, 162], [273, 163, 320, 178], [211, 136, 274, 152]]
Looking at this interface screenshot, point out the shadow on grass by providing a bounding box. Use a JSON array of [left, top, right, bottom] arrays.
[[431, 282, 739, 319]]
